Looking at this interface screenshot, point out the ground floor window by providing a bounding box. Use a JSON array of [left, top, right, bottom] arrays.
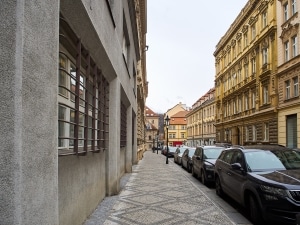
[[286, 114, 297, 148], [58, 17, 109, 156]]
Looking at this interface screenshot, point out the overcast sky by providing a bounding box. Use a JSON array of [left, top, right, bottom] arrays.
[[146, 0, 248, 113]]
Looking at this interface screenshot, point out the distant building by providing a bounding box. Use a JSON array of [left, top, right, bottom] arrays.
[[187, 88, 216, 146], [165, 102, 188, 118], [167, 111, 188, 147], [145, 106, 159, 150]]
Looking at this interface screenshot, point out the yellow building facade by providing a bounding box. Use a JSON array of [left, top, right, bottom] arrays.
[[214, 0, 279, 145], [167, 111, 188, 147], [277, 0, 300, 148], [164, 102, 188, 146], [186, 88, 216, 147]]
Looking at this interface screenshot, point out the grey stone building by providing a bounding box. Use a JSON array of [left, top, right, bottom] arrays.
[[0, 0, 147, 225]]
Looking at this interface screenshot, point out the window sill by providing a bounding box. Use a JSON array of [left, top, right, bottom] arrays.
[[284, 95, 299, 103]]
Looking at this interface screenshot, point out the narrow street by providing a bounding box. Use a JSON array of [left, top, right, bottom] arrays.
[[84, 150, 252, 225]]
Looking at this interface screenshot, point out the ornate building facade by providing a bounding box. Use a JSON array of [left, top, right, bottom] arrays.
[[136, 0, 149, 159], [277, 0, 300, 148], [186, 88, 216, 147], [214, 0, 279, 145], [145, 106, 159, 150]]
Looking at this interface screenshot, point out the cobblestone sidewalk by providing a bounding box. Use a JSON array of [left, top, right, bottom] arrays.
[[84, 150, 241, 225]]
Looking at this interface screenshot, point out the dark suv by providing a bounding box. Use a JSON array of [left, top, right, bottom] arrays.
[[191, 146, 226, 185], [214, 145, 300, 225]]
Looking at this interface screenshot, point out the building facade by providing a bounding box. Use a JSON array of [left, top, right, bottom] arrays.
[[214, 0, 279, 145], [164, 102, 189, 147], [277, 0, 300, 148], [0, 1, 147, 225], [187, 88, 216, 147], [167, 111, 188, 147], [136, 0, 148, 159], [145, 106, 159, 150]]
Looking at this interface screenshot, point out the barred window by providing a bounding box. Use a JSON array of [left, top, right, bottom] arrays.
[[120, 102, 127, 147], [58, 17, 109, 156]]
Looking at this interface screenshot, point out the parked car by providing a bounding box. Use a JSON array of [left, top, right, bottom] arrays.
[[214, 145, 300, 225], [174, 146, 189, 164], [181, 148, 196, 172], [191, 146, 227, 185], [161, 146, 177, 158], [176, 152, 184, 165], [167, 146, 177, 158]]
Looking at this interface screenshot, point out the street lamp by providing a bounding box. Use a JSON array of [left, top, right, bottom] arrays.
[[165, 115, 170, 164]]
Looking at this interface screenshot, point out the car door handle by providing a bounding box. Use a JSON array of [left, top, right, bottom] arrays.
[[227, 172, 232, 176]]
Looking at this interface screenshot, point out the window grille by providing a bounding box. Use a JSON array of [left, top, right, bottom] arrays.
[[58, 16, 109, 156], [120, 102, 127, 147]]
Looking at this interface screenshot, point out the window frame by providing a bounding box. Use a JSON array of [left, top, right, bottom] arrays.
[[285, 40, 290, 62], [58, 19, 109, 156], [262, 11, 267, 28], [292, 35, 298, 57], [293, 76, 299, 97], [284, 3, 289, 21], [262, 48, 268, 65], [292, 0, 297, 15], [286, 80, 291, 99], [263, 85, 269, 104]]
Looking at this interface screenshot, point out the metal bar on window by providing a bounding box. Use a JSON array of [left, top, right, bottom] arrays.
[[92, 66, 97, 152], [74, 39, 81, 155], [84, 52, 90, 154]]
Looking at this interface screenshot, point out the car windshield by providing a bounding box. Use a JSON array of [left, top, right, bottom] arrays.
[[179, 147, 188, 152], [168, 147, 177, 152], [245, 150, 292, 172], [204, 148, 224, 159], [272, 150, 300, 170]]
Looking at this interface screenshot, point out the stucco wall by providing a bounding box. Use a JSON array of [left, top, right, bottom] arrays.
[[0, 1, 59, 225], [58, 153, 106, 225]]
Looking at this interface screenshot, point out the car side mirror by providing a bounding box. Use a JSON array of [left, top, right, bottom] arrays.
[[231, 163, 242, 170]]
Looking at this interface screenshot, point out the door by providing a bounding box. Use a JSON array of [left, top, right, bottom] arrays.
[[225, 150, 247, 204]]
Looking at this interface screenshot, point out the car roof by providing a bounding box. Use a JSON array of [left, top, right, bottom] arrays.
[[229, 145, 291, 152], [202, 145, 227, 149]]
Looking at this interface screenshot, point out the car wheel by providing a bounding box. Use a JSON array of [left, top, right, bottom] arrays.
[[215, 176, 223, 197], [201, 170, 207, 185], [249, 195, 263, 225]]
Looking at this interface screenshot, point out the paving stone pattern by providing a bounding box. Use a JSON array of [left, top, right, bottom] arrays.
[[84, 151, 240, 225]]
